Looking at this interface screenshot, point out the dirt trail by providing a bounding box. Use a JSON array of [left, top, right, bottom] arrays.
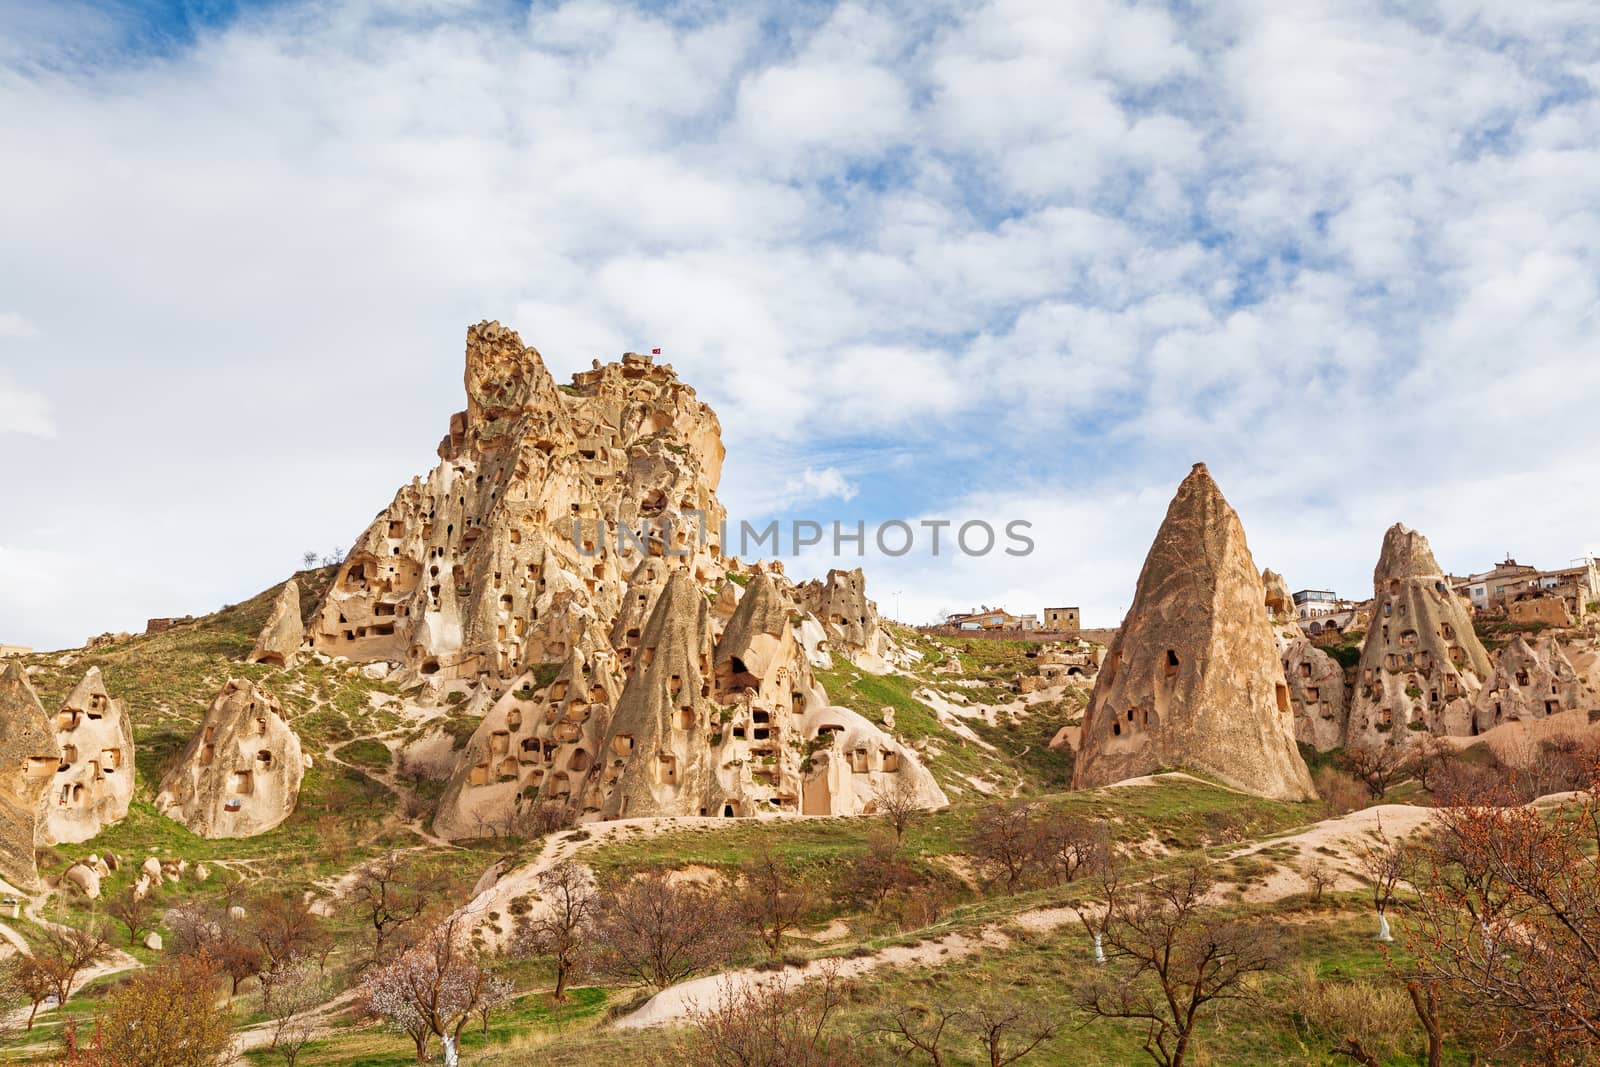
[[614, 786, 1581, 1030]]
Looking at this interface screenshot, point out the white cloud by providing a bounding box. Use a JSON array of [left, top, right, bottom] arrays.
[[0, 372, 54, 438], [1, 0, 1598, 648]]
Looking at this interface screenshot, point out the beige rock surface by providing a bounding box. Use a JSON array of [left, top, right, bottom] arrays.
[[156, 680, 304, 838], [247, 579, 305, 667], [0, 661, 61, 890], [1279, 633, 1348, 752], [1471, 634, 1599, 732], [41, 668, 134, 845], [308, 324, 726, 689], [1072, 464, 1315, 800], [1347, 524, 1491, 747]]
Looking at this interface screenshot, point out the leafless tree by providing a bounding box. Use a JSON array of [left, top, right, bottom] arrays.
[[873, 1002, 963, 1066], [731, 846, 814, 960], [1033, 816, 1109, 885], [967, 800, 1042, 892], [349, 851, 446, 961], [848, 830, 915, 915], [16, 955, 54, 1030], [592, 867, 741, 989], [1354, 822, 1406, 942], [108, 884, 157, 947], [1080, 864, 1279, 1067], [1343, 743, 1407, 800], [512, 860, 596, 1000], [874, 777, 925, 844], [676, 962, 859, 1066], [1300, 857, 1336, 903], [301, 550, 319, 570], [961, 998, 1059, 1067]]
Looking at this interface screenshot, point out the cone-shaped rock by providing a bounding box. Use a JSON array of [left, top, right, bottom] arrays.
[[0, 662, 61, 889], [1347, 524, 1491, 746], [43, 668, 134, 844], [597, 570, 720, 818], [156, 679, 304, 838], [1073, 464, 1315, 800], [247, 580, 305, 668], [1279, 634, 1349, 751]]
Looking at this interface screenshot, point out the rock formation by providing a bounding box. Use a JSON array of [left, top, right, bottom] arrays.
[[1346, 525, 1491, 747], [1279, 635, 1348, 751], [0, 662, 61, 890], [1073, 464, 1315, 801], [1471, 634, 1599, 732], [1262, 569, 1295, 623], [156, 679, 304, 838], [435, 569, 944, 833], [795, 568, 888, 661], [308, 325, 726, 688], [42, 668, 133, 845], [247, 579, 305, 667]]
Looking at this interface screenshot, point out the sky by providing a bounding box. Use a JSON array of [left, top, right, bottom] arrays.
[[2, 0, 1598, 650]]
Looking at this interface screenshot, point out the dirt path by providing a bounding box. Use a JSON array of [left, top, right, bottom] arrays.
[[611, 788, 1518, 1031]]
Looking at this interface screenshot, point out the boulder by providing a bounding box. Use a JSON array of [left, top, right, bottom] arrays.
[[142, 932, 163, 951], [63, 862, 101, 899], [1073, 464, 1316, 800]]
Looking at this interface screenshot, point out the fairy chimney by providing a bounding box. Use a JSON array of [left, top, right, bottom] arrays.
[[156, 679, 304, 838], [0, 663, 61, 890], [247, 580, 305, 667], [42, 668, 134, 845], [1347, 524, 1490, 747], [1073, 464, 1315, 801]]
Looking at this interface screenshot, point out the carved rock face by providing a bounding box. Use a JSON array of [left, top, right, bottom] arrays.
[[156, 680, 304, 839], [1347, 524, 1491, 747], [1074, 464, 1316, 801], [42, 668, 134, 845], [0, 662, 61, 889], [247, 580, 305, 669]]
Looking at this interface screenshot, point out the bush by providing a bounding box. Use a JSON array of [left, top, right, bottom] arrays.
[[1313, 765, 1367, 816]]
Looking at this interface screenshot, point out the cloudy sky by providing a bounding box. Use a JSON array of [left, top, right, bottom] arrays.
[[3, 0, 1598, 650]]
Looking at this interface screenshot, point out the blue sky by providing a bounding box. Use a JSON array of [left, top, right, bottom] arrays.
[[2, 0, 1598, 649]]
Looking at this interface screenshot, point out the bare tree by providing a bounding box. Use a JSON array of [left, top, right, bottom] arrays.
[[250, 892, 328, 972], [676, 962, 859, 1066], [1354, 823, 1406, 942], [592, 867, 741, 989], [1343, 743, 1407, 800], [731, 846, 814, 960], [961, 998, 1059, 1067], [260, 955, 325, 1067], [1080, 864, 1279, 1067], [349, 851, 445, 962], [301, 550, 319, 570], [1300, 857, 1336, 903], [873, 1002, 963, 1066], [874, 777, 925, 845], [361, 914, 513, 1067], [967, 800, 1042, 892], [855, 831, 915, 918], [512, 860, 596, 1001], [108, 884, 157, 947], [1033, 816, 1109, 886]]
